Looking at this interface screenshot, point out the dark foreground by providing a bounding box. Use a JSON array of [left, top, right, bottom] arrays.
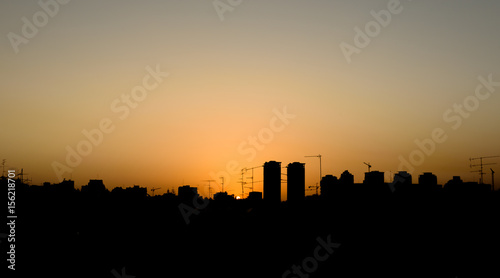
[[5, 181, 500, 278]]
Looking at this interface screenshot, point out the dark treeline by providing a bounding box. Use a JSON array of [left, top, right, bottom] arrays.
[[3, 170, 500, 278]]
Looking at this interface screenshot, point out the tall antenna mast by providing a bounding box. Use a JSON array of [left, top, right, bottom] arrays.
[[219, 176, 224, 193], [243, 165, 263, 193], [239, 169, 246, 199], [202, 180, 216, 198]]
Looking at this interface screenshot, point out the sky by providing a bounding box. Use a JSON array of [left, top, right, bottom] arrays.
[[1, 0, 500, 200]]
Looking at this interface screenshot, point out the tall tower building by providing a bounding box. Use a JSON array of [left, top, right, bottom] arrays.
[[264, 161, 281, 204], [287, 162, 305, 203]]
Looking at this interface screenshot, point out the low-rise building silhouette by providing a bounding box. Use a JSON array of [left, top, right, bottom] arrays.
[[247, 191, 263, 201], [178, 185, 197, 202], [394, 171, 412, 186], [127, 185, 147, 198], [213, 191, 235, 201], [81, 179, 108, 196]]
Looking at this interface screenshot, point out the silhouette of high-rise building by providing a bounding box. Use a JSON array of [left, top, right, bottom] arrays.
[[110, 185, 147, 199], [81, 179, 107, 195], [394, 171, 412, 186], [320, 175, 338, 197], [178, 185, 197, 202], [362, 171, 387, 194], [364, 171, 384, 185], [418, 172, 442, 192], [126, 185, 147, 198], [419, 172, 437, 186], [264, 161, 281, 204], [287, 162, 305, 203], [57, 179, 75, 193], [41, 179, 75, 195], [444, 176, 489, 193], [339, 170, 354, 186], [444, 176, 463, 191]]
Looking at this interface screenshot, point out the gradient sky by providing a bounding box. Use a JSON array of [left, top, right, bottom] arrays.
[[1, 0, 500, 199]]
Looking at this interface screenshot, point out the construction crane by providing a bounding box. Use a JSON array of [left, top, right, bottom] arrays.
[[491, 169, 495, 191], [150, 187, 161, 196], [470, 156, 499, 184], [202, 180, 216, 199], [363, 162, 372, 172], [305, 154, 322, 186]]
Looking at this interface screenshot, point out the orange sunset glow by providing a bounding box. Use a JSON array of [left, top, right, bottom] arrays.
[[2, 1, 500, 201], [2, 1, 500, 277]]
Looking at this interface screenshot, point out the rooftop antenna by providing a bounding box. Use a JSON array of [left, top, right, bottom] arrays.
[[363, 162, 372, 172], [238, 169, 247, 199], [219, 176, 224, 193], [18, 168, 28, 184], [305, 154, 322, 186], [243, 165, 263, 193], [469, 156, 499, 184], [202, 180, 216, 199]]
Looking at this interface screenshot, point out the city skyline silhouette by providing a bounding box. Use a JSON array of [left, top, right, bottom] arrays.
[[2, 161, 500, 277], [2, 1, 500, 194], [2, 1, 500, 277], [3, 154, 498, 201], [4, 157, 497, 200]]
